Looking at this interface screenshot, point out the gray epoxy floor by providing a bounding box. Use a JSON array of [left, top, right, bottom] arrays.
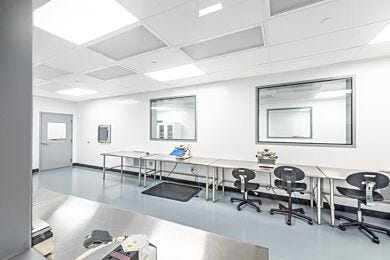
[[33, 167, 390, 260]]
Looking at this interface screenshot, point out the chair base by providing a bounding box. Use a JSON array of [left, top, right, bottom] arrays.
[[270, 203, 313, 226], [230, 196, 262, 212], [336, 214, 390, 244]]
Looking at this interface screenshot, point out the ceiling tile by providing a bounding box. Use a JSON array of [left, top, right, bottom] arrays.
[[116, 0, 188, 19], [53, 73, 104, 88], [196, 47, 269, 73], [33, 27, 76, 64], [145, 0, 264, 45], [119, 47, 193, 73], [268, 22, 386, 62], [88, 26, 167, 61], [44, 47, 113, 73], [33, 64, 71, 80], [108, 74, 165, 91]]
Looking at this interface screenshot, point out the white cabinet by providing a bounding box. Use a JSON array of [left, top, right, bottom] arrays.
[[156, 123, 182, 139]]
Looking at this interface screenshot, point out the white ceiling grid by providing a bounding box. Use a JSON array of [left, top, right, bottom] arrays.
[[32, 0, 390, 101]]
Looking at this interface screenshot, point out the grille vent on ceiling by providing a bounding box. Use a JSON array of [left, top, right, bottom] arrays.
[[85, 65, 136, 80], [181, 26, 264, 61], [270, 0, 325, 16], [88, 25, 167, 61]]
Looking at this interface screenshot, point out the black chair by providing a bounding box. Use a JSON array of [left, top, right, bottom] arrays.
[[335, 172, 390, 244], [230, 168, 262, 212], [270, 166, 313, 225]]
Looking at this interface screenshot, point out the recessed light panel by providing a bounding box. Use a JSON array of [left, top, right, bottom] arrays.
[[33, 0, 138, 45], [270, 0, 325, 16], [181, 26, 264, 60], [199, 3, 223, 17], [370, 23, 390, 44], [88, 26, 167, 61], [86, 65, 136, 80], [56, 88, 97, 96], [34, 64, 71, 80], [145, 64, 204, 81]]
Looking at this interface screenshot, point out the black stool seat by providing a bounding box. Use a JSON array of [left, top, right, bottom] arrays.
[[336, 187, 384, 202], [233, 181, 260, 191], [269, 166, 313, 226], [335, 172, 390, 244], [230, 168, 262, 212], [275, 180, 306, 192]]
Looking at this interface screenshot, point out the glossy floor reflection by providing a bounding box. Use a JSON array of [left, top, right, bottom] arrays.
[[33, 167, 390, 260]]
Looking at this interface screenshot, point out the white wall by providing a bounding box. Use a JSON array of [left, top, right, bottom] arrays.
[[76, 58, 390, 171], [33, 96, 77, 169], [73, 57, 390, 211]]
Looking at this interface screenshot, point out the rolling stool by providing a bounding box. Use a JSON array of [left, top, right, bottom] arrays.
[[335, 172, 390, 244], [230, 168, 262, 212], [270, 166, 313, 225]]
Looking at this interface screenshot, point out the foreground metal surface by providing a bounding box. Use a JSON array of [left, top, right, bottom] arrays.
[[33, 189, 269, 260]]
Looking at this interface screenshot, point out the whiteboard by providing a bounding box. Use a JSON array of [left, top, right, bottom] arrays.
[[267, 108, 312, 138]]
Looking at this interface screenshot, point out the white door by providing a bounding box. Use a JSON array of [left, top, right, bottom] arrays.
[[40, 112, 73, 171]]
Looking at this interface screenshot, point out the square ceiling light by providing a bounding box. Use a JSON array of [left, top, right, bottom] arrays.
[[145, 64, 204, 82], [56, 88, 97, 96], [181, 26, 264, 60], [199, 3, 223, 17], [370, 23, 390, 44], [34, 64, 71, 80], [270, 0, 325, 16], [88, 26, 167, 61], [33, 0, 138, 45], [85, 65, 136, 80]]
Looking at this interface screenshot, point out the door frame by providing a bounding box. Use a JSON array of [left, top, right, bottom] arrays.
[[39, 112, 74, 172]]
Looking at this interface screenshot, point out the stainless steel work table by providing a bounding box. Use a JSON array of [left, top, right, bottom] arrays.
[[317, 166, 390, 227], [33, 189, 269, 260], [210, 159, 327, 224], [143, 154, 219, 200], [101, 151, 155, 185]]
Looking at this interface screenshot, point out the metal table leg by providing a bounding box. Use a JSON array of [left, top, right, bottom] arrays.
[[206, 167, 209, 201], [138, 160, 142, 186], [144, 160, 147, 187], [222, 167, 225, 195], [154, 160, 157, 179], [330, 178, 335, 227], [310, 177, 314, 208], [212, 167, 216, 202], [103, 155, 106, 180], [159, 161, 162, 181], [120, 156, 124, 182], [317, 178, 322, 225]]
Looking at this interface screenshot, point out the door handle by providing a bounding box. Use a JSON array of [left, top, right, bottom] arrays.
[[41, 142, 48, 145]]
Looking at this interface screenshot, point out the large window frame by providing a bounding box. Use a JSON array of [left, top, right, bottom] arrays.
[[150, 95, 197, 142], [256, 76, 355, 147]]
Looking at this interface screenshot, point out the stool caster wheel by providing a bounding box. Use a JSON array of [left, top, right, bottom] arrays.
[[287, 220, 291, 226], [300, 209, 305, 214], [308, 220, 313, 225], [335, 215, 341, 220], [270, 210, 274, 215], [372, 237, 380, 244], [339, 225, 346, 231], [258, 200, 262, 205], [279, 204, 283, 210], [237, 207, 241, 211], [256, 208, 261, 213], [387, 231, 390, 237], [230, 198, 233, 203]]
